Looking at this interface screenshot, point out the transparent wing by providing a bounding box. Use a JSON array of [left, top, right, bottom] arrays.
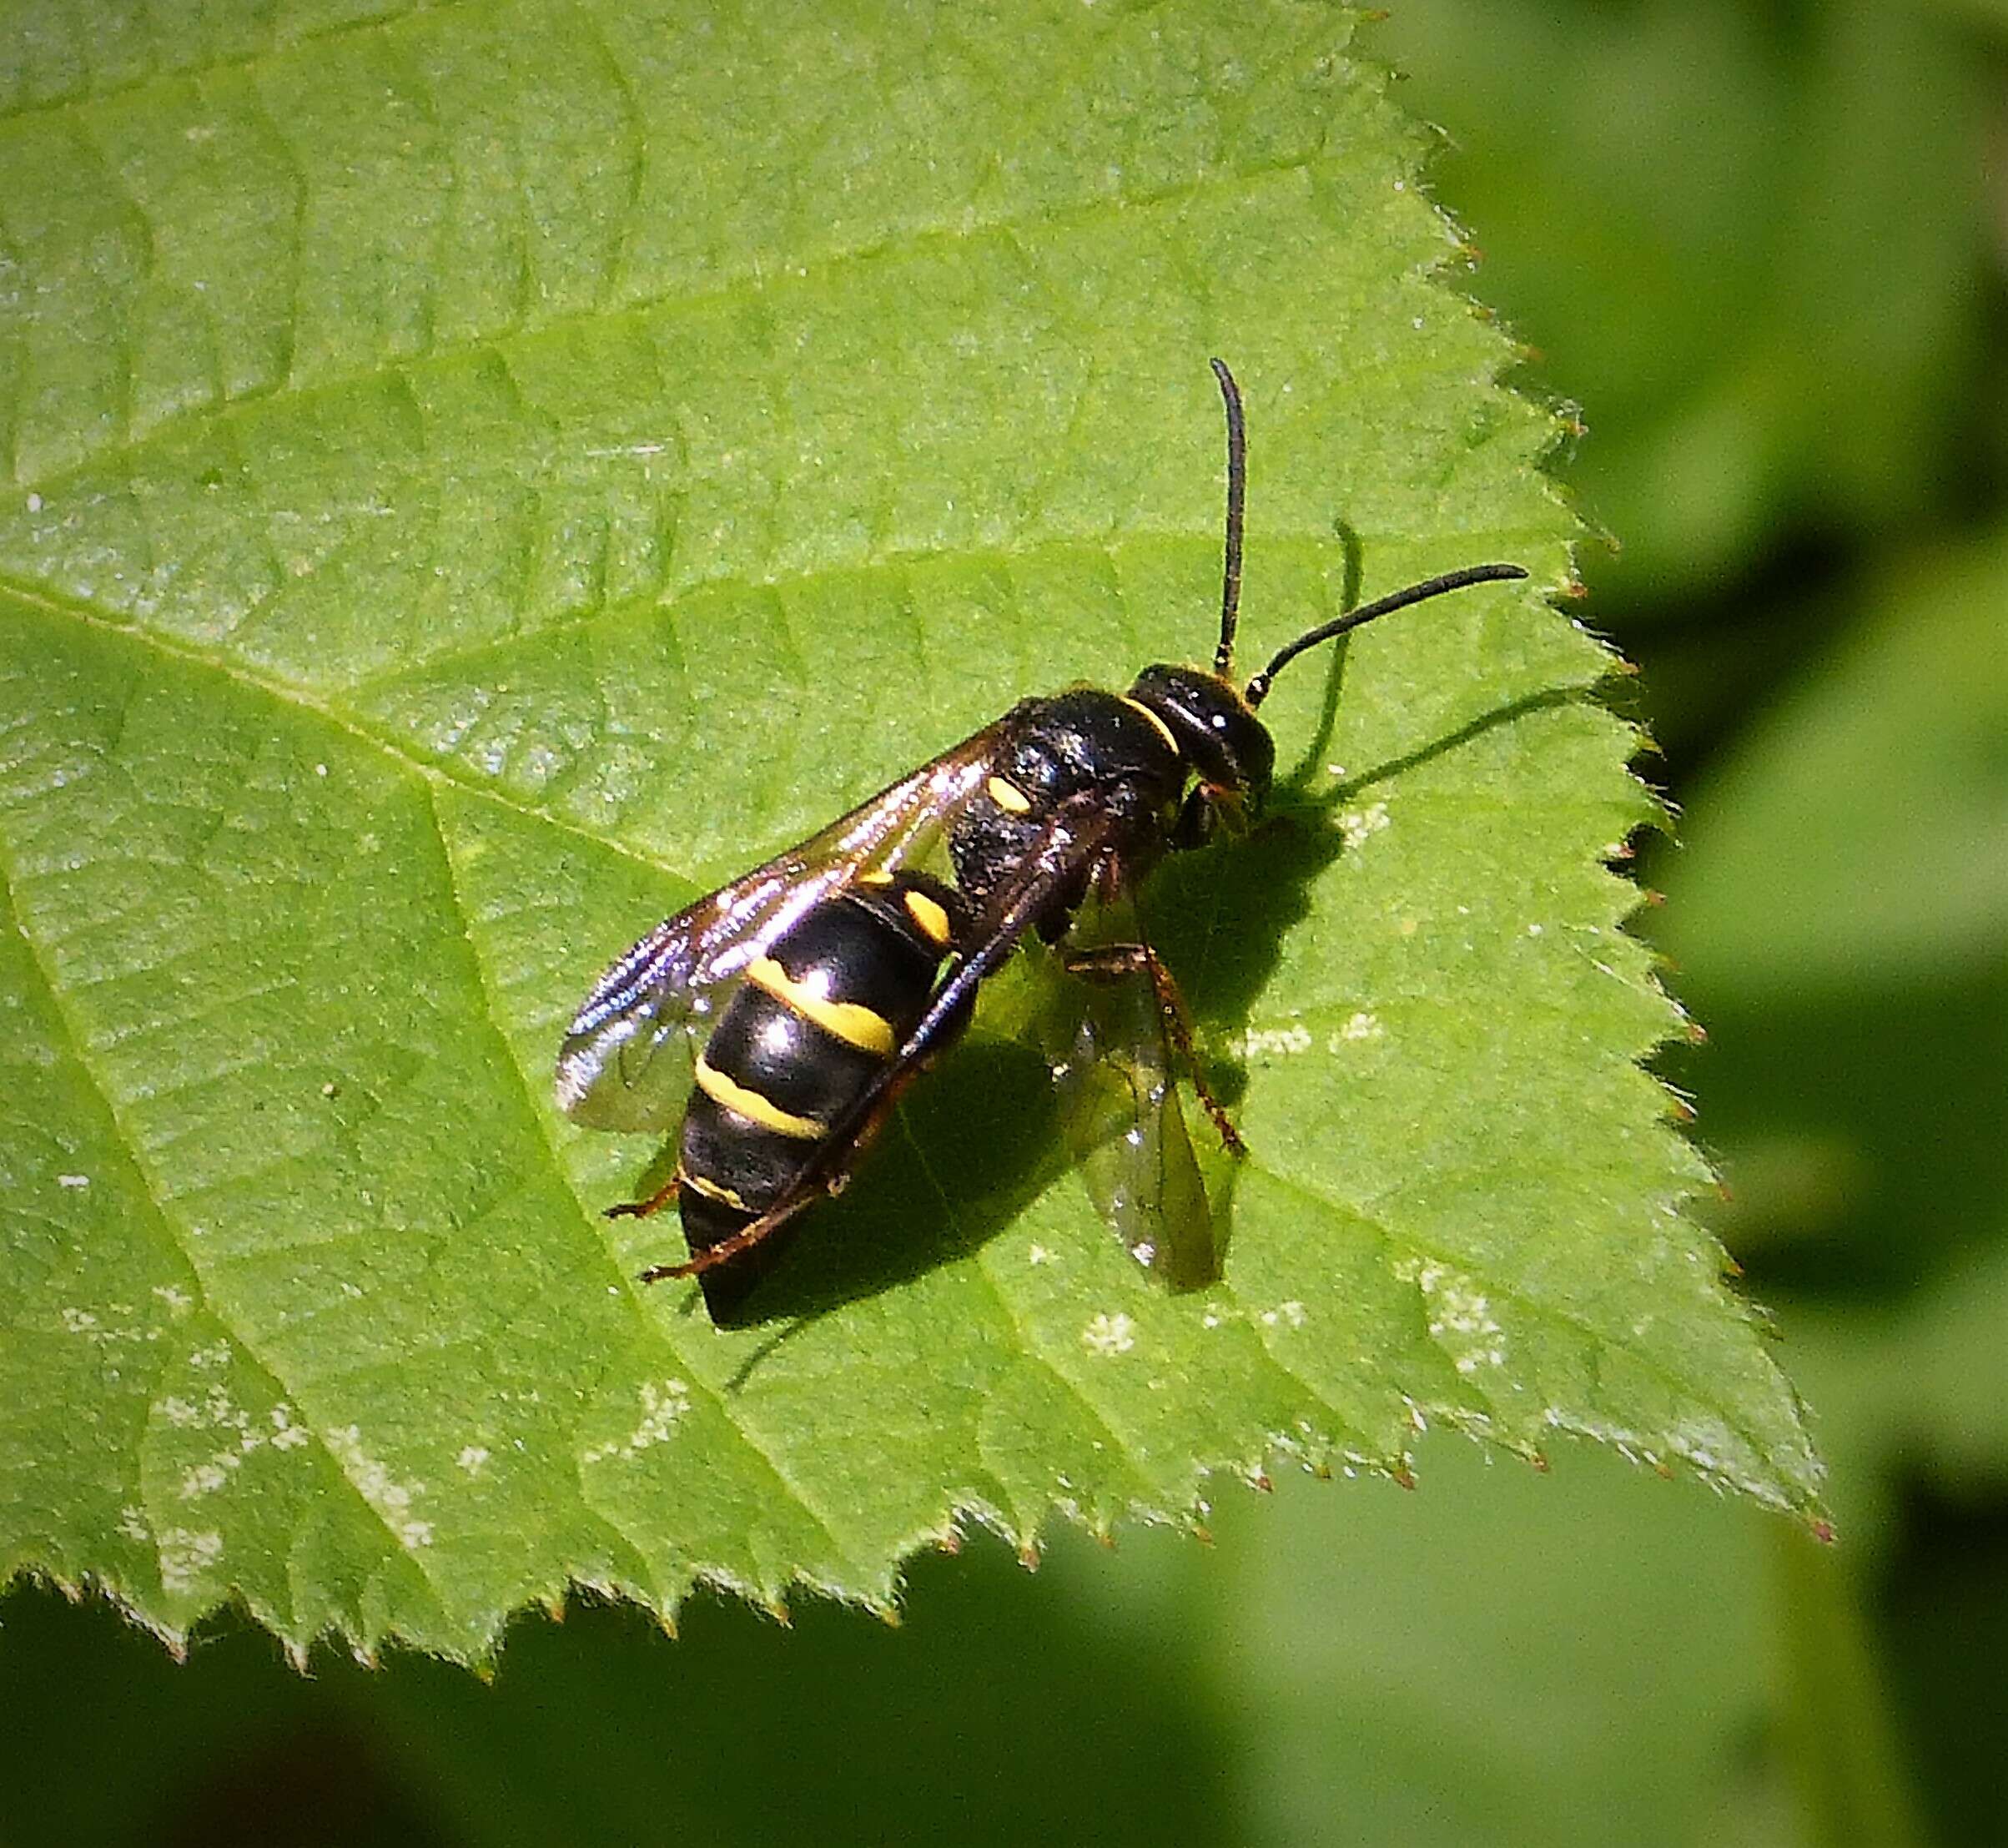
[[555, 725, 1004, 1132], [1042, 894, 1220, 1289]]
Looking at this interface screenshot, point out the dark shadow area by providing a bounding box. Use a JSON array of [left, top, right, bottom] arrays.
[[695, 1035, 1069, 1335], [1263, 516, 1369, 785], [1878, 1473, 2008, 1848], [1321, 683, 1593, 809], [1661, 960, 2008, 1302], [0, 1587, 460, 1848], [0, 1538, 1237, 1848]]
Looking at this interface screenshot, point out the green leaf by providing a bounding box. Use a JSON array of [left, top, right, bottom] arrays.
[[0, 0, 1819, 1659]]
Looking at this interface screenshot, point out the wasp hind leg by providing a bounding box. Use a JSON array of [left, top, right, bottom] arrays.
[[1061, 941, 1246, 1156], [606, 1170, 682, 1221], [635, 1184, 825, 1287]]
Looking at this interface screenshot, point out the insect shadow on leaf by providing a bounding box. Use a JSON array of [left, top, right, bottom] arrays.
[[556, 360, 1534, 1328]]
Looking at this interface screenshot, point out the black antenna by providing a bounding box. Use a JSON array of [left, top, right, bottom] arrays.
[[1242, 562, 1529, 708], [1210, 358, 1246, 677]]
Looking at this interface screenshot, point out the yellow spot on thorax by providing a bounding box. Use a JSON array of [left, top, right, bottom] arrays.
[[903, 888, 953, 948], [693, 1055, 824, 1139], [747, 956, 896, 1055], [987, 774, 1033, 814]]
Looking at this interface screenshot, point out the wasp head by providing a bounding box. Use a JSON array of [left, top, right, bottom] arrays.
[[1127, 662, 1275, 848]]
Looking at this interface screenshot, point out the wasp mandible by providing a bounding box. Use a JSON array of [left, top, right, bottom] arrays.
[[556, 362, 1527, 1319]]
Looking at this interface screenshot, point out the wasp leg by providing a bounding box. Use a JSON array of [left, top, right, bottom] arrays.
[[606, 1170, 682, 1221], [637, 1187, 823, 1285], [1061, 942, 1246, 1156]]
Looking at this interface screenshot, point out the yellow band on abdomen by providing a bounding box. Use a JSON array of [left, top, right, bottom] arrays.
[[676, 1165, 750, 1211], [694, 1055, 825, 1139], [747, 955, 897, 1055]]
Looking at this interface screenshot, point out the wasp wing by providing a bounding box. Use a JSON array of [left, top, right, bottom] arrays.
[[555, 725, 1004, 1133], [1042, 895, 1220, 1290]]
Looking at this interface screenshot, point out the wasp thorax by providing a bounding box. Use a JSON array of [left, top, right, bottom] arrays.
[[1126, 663, 1276, 810]]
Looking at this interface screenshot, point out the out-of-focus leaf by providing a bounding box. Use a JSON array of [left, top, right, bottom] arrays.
[[1783, 1237, 2008, 1548], [1647, 532, 2008, 1288], [0, 1443, 1808, 1848], [1373, 0, 1992, 598], [1162, 1443, 1784, 1848], [1659, 531, 2008, 994]]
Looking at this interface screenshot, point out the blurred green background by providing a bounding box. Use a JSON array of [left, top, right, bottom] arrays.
[[4, 2, 2004, 1842]]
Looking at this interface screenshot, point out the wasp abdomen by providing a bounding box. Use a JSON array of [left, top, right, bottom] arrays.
[[676, 873, 964, 1316]]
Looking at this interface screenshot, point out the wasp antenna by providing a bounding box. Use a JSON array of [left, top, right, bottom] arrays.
[[1210, 358, 1246, 678], [1242, 561, 1530, 707]]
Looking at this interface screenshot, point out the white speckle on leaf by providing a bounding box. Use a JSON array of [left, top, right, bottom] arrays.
[[1527, 922, 1544, 937], [188, 1342, 231, 1371], [583, 1381, 692, 1464], [151, 1285, 194, 1316], [1258, 1300, 1308, 1330], [1328, 1011, 1383, 1049], [325, 1425, 432, 1549], [60, 1307, 98, 1333], [118, 1504, 150, 1543], [1337, 801, 1390, 851], [56, 1173, 89, 1189], [269, 1404, 310, 1449], [456, 1445, 491, 1476], [1410, 1261, 1507, 1373], [159, 1528, 222, 1594], [1028, 1243, 1054, 1266], [179, 1462, 231, 1498], [1240, 1023, 1312, 1057], [27, 491, 43, 511], [1082, 1312, 1136, 1357]]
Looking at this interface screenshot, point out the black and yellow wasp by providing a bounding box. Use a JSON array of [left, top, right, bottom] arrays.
[[556, 362, 1527, 1321]]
